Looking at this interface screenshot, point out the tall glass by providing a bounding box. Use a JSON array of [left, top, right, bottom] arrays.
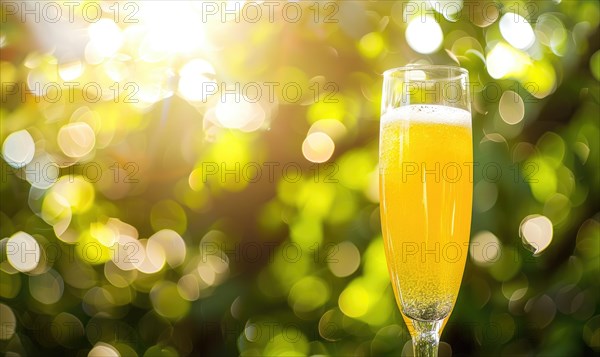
[[379, 65, 472, 356]]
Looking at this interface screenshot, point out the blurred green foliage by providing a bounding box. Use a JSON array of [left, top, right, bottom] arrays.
[[0, 0, 599, 356]]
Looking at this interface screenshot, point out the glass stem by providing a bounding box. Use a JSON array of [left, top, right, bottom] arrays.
[[411, 319, 442, 357]]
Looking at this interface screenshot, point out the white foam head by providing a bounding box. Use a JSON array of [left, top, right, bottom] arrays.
[[381, 105, 471, 127]]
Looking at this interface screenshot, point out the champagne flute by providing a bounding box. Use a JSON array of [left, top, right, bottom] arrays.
[[379, 65, 472, 356]]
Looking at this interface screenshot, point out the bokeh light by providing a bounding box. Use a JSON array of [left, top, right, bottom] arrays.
[[327, 241, 361, 278], [470, 231, 501, 267], [0, 1, 598, 356], [302, 132, 335, 163], [486, 42, 529, 79], [178, 59, 216, 103], [499, 90, 525, 125], [88, 343, 120, 357], [2, 130, 35, 169], [6, 231, 40, 273], [0, 304, 16, 340], [88, 19, 123, 59], [499, 13, 536, 50], [215, 95, 266, 131], [29, 269, 64, 305], [57, 122, 96, 158], [406, 15, 444, 54], [520, 215, 554, 255]]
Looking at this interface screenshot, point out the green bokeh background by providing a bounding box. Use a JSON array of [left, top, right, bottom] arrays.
[[0, 1, 599, 356]]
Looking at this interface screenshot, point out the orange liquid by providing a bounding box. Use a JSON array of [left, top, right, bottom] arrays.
[[379, 105, 473, 324]]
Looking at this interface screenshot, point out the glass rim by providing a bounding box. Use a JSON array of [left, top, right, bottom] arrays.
[[382, 64, 469, 78]]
